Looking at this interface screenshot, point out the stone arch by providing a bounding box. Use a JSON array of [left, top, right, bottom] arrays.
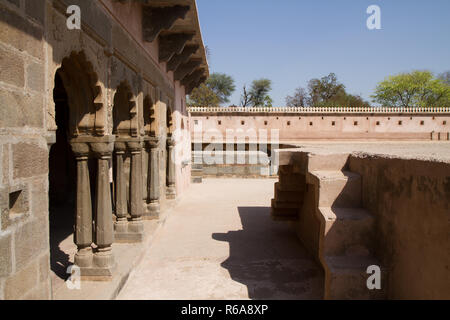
[[56, 51, 105, 137], [113, 81, 138, 137]]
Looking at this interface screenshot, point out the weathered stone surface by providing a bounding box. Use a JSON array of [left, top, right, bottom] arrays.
[[26, 62, 44, 92], [6, 0, 20, 8], [30, 178, 48, 219], [24, 0, 45, 25], [13, 142, 48, 179], [14, 219, 48, 267], [0, 46, 24, 87], [4, 259, 39, 300], [0, 90, 44, 128], [0, 5, 44, 60], [38, 253, 50, 283], [22, 279, 51, 300], [0, 231, 12, 277]]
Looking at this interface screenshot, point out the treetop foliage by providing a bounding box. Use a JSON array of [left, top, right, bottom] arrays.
[[371, 70, 450, 108]]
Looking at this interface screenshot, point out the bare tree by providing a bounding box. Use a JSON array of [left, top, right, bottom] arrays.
[[285, 87, 308, 107], [240, 85, 251, 107]]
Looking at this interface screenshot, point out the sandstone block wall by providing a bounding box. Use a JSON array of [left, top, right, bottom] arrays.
[[0, 0, 51, 300]]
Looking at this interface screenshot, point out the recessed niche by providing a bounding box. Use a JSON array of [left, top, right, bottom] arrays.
[[420, 120, 425, 125], [241, 121, 245, 125], [376, 121, 380, 126], [218, 120, 222, 125], [398, 121, 403, 125], [287, 121, 291, 126], [9, 190, 26, 215], [264, 121, 268, 125], [309, 122, 313, 126], [354, 121, 358, 126], [332, 121, 335, 126]]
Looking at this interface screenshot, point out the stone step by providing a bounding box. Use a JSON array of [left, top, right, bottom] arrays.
[[324, 254, 386, 300], [271, 198, 302, 209], [307, 170, 362, 208], [270, 200, 299, 221], [274, 182, 303, 202], [278, 173, 306, 191], [307, 153, 350, 172], [319, 207, 375, 256]]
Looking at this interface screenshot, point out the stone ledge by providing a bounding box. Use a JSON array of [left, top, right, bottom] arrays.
[[53, 219, 165, 300]]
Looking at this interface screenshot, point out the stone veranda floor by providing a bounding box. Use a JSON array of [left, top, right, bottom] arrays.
[[117, 178, 324, 300]]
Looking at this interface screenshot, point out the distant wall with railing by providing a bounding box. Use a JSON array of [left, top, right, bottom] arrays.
[[188, 106, 450, 141]]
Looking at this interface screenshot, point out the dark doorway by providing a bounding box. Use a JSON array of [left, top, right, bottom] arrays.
[[48, 72, 77, 282]]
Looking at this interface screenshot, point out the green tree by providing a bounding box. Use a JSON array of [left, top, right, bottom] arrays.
[[372, 70, 450, 107], [187, 83, 220, 106], [206, 73, 236, 104], [249, 78, 272, 107], [286, 73, 371, 107]]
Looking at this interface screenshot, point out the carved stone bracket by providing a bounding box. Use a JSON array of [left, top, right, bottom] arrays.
[[186, 76, 207, 95], [142, 5, 190, 43], [181, 68, 204, 88], [159, 33, 195, 63], [174, 59, 202, 81], [167, 45, 199, 72]]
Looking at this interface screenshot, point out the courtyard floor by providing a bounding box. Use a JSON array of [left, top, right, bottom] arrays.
[[117, 178, 324, 300]]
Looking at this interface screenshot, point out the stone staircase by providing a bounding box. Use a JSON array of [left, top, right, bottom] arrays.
[[306, 154, 385, 300], [270, 165, 305, 221]]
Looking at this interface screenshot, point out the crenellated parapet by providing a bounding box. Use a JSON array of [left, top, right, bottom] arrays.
[[188, 106, 450, 115]]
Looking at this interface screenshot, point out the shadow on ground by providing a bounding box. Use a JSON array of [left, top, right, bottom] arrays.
[[212, 206, 324, 300]]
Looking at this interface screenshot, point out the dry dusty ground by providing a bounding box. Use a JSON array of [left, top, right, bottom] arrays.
[[117, 178, 324, 300]]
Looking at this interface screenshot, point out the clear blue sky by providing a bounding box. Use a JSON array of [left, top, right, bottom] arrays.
[[196, 0, 450, 106]]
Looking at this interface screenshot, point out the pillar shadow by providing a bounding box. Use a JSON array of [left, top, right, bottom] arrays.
[[212, 207, 324, 300], [49, 202, 74, 281]]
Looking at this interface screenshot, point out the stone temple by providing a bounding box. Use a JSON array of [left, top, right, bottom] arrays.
[[0, 0, 449, 300]]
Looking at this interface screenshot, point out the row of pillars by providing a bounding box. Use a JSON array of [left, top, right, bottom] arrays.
[[69, 135, 176, 278]]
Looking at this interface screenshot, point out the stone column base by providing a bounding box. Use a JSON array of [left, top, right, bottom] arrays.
[[166, 186, 176, 200], [114, 222, 145, 243], [144, 201, 160, 220], [78, 264, 117, 281], [75, 251, 116, 281]]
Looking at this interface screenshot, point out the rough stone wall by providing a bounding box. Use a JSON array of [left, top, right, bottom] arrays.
[[348, 155, 450, 299], [0, 0, 51, 300], [0, 0, 195, 299]]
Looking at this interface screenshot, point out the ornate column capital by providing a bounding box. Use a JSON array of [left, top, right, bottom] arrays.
[[146, 135, 161, 149], [70, 141, 90, 159], [167, 135, 176, 147]]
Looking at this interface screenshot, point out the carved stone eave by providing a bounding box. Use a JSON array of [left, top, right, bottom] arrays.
[[186, 76, 206, 95], [142, 5, 190, 43], [139, 0, 209, 77], [181, 68, 204, 88], [159, 33, 195, 63], [167, 45, 199, 71], [174, 59, 202, 81]]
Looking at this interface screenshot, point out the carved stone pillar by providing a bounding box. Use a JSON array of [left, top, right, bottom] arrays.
[[114, 142, 127, 234], [128, 140, 144, 234], [71, 142, 93, 269], [91, 140, 115, 276], [166, 136, 176, 199], [70, 136, 116, 279], [145, 136, 161, 218]]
